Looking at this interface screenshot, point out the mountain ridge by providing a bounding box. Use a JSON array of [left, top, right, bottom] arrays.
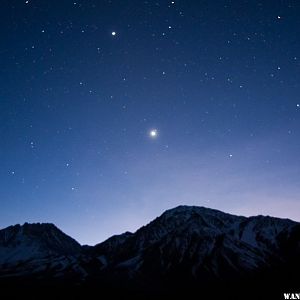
[[0, 205, 299, 298]]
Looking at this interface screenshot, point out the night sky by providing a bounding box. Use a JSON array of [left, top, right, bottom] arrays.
[[1, 0, 300, 245]]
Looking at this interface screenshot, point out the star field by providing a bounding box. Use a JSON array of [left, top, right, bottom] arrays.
[[0, 0, 300, 244]]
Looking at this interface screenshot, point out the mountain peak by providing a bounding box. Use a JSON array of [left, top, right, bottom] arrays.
[[0, 222, 81, 265], [1, 222, 60, 235], [0, 206, 299, 298], [162, 205, 230, 216], [22, 221, 57, 227], [160, 205, 238, 219]]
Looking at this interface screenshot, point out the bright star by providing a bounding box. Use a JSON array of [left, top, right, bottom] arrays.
[[149, 129, 158, 138], [112, 31, 116, 36]]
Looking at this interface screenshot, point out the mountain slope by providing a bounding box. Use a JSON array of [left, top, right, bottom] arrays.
[[0, 222, 81, 265], [93, 206, 299, 283], [0, 206, 299, 298]]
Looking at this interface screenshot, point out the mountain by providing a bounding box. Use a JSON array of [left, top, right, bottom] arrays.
[[0, 206, 300, 299], [90, 206, 300, 296], [0, 223, 81, 264], [0, 222, 86, 280]]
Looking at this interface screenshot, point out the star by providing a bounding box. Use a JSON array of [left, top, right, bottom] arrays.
[[112, 31, 116, 36], [149, 129, 158, 138], [297, 104, 300, 108]]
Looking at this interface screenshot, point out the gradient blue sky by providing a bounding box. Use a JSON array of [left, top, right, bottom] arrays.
[[1, 0, 300, 245]]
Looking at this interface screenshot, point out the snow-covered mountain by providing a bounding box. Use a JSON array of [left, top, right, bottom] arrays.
[[0, 222, 81, 265], [0, 222, 87, 279], [0, 206, 299, 297], [92, 206, 300, 283]]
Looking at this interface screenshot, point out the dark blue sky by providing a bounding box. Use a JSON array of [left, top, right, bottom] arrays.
[[1, 0, 300, 244]]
